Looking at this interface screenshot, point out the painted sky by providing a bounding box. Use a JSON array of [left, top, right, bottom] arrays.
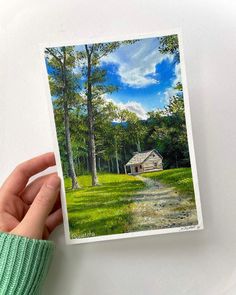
[[48, 36, 182, 120], [87, 36, 181, 120]]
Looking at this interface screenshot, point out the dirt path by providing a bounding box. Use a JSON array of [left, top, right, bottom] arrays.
[[129, 175, 198, 232]]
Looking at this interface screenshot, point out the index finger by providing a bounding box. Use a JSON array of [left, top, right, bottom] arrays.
[[1, 152, 56, 195]]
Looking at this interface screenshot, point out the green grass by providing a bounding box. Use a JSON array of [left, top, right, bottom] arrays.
[[141, 168, 195, 196], [65, 173, 145, 239], [65, 168, 196, 239]]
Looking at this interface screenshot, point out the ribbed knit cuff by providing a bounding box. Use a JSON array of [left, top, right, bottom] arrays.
[[0, 232, 55, 295]]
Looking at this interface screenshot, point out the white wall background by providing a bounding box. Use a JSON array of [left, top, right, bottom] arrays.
[[0, 0, 236, 294]]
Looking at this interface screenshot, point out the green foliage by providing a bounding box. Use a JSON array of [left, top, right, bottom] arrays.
[[146, 95, 190, 168], [65, 173, 145, 238], [46, 36, 190, 177], [46, 47, 80, 103], [159, 34, 179, 62]]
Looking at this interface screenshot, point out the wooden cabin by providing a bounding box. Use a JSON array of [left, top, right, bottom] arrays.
[[124, 149, 163, 175]]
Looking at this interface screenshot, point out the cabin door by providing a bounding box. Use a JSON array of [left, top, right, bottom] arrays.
[[135, 166, 138, 173]]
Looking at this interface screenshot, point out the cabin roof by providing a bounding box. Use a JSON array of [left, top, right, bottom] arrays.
[[125, 149, 163, 166]]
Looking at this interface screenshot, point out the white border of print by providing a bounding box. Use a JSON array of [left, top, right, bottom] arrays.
[[40, 28, 204, 245]]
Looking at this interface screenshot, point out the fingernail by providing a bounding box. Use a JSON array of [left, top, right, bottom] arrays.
[[46, 176, 61, 190]]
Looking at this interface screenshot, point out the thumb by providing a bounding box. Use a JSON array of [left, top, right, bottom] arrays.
[[11, 175, 61, 239]]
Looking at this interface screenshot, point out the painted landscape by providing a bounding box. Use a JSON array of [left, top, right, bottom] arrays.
[[45, 34, 199, 241]]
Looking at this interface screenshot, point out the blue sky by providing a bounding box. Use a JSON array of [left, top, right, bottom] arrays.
[[102, 58, 175, 110], [48, 36, 182, 120], [98, 36, 182, 119]]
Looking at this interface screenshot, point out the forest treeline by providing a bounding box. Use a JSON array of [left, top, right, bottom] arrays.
[[45, 35, 190, 189]]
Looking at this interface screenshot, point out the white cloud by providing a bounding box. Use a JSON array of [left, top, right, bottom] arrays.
[[117, 101, 148, 120], [172, 62, 182, 86], [103, 94, 147, 120], [162, 87, 179, 105], [102, 39, 173, 88]]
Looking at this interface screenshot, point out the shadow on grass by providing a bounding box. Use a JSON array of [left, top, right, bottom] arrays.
[[67, 199, 131, 213], [66, 170, 197, 239], [66, 174, 145, 238], [66, 180, 142, 193], [69, 212, 132, 238]]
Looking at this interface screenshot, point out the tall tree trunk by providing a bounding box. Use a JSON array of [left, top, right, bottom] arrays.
[[115, 148, 120, 174], [87, 147, 91, 172], [86, 155, 89, 172], [136, 138, 141, 152], [123, 146, 127, 162], [63, 103, 79, 189], [77, 157, 81, 171], [111, 158, 114, 172], [97, 157, 101, 172], [62, 47, 79, 189], [175, 154, 179, 168], [124, 165, 127, 174], [85, 45, 99, 186], [108, 160, 111, 172]]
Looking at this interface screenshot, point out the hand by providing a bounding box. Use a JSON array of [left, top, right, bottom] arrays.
[[0, 153, 62, 240]]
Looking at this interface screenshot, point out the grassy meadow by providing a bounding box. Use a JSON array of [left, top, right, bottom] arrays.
[[141, 168, 195, 197], [65, 174, 145, 239], [65, 168, 196, 239]]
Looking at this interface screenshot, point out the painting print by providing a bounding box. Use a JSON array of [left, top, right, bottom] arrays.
[[44, 32, 203, 244]]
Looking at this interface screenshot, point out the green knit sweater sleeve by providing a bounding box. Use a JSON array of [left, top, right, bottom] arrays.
[[0, 232, 55, 295]]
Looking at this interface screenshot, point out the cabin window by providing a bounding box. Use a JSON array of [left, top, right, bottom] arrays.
[[152, 154, 155, 157], [154, 162, 157, 167]]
